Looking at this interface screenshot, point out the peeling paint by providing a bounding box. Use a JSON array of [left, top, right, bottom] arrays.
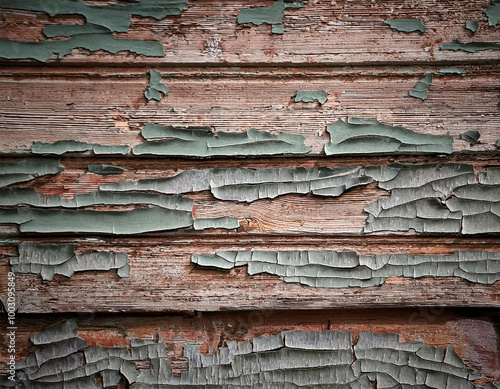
[[439, 67, 465, 75], [460, 131, 481, 146], [134, 123, 311, 156], [101, 165, 386, 203], [99, 164, 500, 235], [237, 0, 303, 35], [193, 217, 240, 230], [10, 242, 129, 281], [0, 188, 193, 211], [0, 0, 188, 33], [0, 206, 193, 234], [409, 74, 433, 101], [0, 158, 63, 188], [440, 40, 500, 52], [43, 24, 111, 38], [0, 0, 189, 61], [325, 116, 452, 155], [31, 140, 129, 155], [384, 19, 426, 33], [485, 0, 500, 26], [364, 165, 500, 235], [3, 320, 487, 388], [144, 70, 169, 101], [0, 35, 165, 62], [294, 90, 328, 104], [87, 164, 124, 175], [466, 20, 479, 32], [192, 250, 500, 287]]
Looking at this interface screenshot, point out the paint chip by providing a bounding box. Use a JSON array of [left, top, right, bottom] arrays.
[[144, 70, 169, 101], [237, 0, 304, 35], [409, 74, 433, 101], [384, 19, 426, 33], [325, 116, 452, 155], [465, 20, 479, 32], [294, 90, 328, 104], [460, 131, 480, 146], [87, 164, 124, 175], [440, 40, 500, 52]]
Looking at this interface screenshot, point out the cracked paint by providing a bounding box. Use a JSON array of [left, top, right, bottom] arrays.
[[2, 320, 494, 388]]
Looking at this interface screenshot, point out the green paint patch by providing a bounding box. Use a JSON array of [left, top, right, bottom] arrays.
[[101, 166, 383, 203], [384, 19, 426, 33], [237, 0, 303, 35], [87, 164, 124, 175], [9, 318, 482, 388], [408, 74, 433, 101], [325, 116, 452, 155], [496, 139, 500, 149], [11, 242, 130, 281], [0, 158, 63, 188], [0, 34, 165, 62], [144, 70, 169, 101], [31, 140, 129, 155], [0, 0, 189, 61], [460, 131, 480, 146], [440, 40, 500, 52], [0, 206, 193, 234], [465, 20, 479, 33], [485, 0, 500, 26], [294, 90, 328, 104], [0, 0, 188, 33], [438, 68, 465, 75], [43, 24, 110, 38], [192, 250, 500, 287], [133, 123, 311, 156], [193, 217, 240, 230], [364, 164, 500, 235]]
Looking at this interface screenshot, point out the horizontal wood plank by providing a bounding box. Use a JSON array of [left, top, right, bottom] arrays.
[[1, 70, 499, 153], [1, 309, 498, 385], [1, 237, 499, 313], [0, 0, 499, 65]]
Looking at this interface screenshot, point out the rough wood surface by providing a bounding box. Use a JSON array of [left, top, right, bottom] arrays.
[[0, 0, 499, 383], [1, 0, 499, 65], [1, 237, 499, 313], [1, 309, 498, 384], [0, 157, 498, 236], [1, 69, 499, 153]]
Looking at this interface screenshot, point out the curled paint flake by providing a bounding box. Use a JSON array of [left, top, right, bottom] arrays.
[[460, 131, 480, 146], [409, 74, 433, 101], [144, 70, 169, 101], [325, 116, 452, 155]]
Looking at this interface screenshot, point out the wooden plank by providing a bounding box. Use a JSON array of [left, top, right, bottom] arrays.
[[1, 237, 499, 313], [0, 156, 497, 237], [1, 70, 499, 153], [0, 0, 499, 65], [1, 309, 498, 385]]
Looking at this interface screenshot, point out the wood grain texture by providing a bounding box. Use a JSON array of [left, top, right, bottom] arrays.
[[0, 0, 499, 65], [1, 69, 499, 153], [1, 309, 498, 384], [0, 157, 497, 237], [1, 237, 499, 313]]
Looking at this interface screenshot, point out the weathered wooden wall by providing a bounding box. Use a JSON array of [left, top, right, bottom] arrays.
[[0, 0, 499, 387]]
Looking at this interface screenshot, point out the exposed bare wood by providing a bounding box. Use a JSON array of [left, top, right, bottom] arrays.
[[0, 238, 498, 313], [0, 0, 499, 65], [1, 309, 498, 384], [1, 71, 499, 153]]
